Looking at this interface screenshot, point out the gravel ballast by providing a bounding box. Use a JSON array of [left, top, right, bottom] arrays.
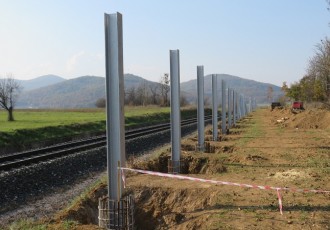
[[0, 121, 202, 227]]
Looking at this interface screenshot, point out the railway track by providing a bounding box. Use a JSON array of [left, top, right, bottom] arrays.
[[0, 116, 212, 172]]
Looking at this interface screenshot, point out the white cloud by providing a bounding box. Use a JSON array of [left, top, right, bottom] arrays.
[[65, 51, 104, 77], [66, 51, 86, 73]]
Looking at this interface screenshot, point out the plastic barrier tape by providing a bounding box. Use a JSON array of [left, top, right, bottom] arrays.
[[119, 167, 330, 214]]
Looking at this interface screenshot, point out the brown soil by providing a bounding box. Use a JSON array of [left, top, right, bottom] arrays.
[[53, 108, 330, 229]]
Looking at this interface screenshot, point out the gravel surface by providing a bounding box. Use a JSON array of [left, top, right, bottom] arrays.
[[0, 147, 107, 227], [0, 122, 202, 227], [0, 172, 105, 227]]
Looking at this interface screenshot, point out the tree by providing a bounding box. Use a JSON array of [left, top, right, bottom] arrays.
[[286, 82, 301, 101], [267, 86, 273, 102], [95, 98, 106, 108], [125, 87, 136, 105], [136, 81, 149, 106], [160, 73, 170, 106], [286, 2, 330, 103], [281, 82, 289, 94], [149, 84, 159, 105], [204, 96, 211, 107], [0, 75, 22, 121], [280, 82, 289, 105], [180, 94, 189, 107]]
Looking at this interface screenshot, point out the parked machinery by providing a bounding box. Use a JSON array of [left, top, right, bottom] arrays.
[[291, 101, 304, 113]]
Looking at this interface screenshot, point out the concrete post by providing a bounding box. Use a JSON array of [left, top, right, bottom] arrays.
[[170, 50, 181, 173], [221, 80, 226, 135], [233, 90, 236, 125], [238, 93, 242, 120], [241, 95, 245, 117], [245, 97, 248, 116], [242, 95, 246, 117], [228, 88, 232, 129], [197, 66, 204, 151], [212, 74, 218, 141], [104, 12, 125, 201]]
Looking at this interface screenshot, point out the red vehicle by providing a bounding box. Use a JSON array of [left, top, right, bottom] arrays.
[[292, 101, 304, 110]]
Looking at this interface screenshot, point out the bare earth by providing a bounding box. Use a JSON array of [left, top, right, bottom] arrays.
[[124, 108, 330, 229], [12, 107, 330, 229]]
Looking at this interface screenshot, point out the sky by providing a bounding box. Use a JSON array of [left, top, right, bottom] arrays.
[[0, 1, 329, 86]]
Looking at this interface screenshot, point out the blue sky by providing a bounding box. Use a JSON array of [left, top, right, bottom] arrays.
[[0, 0, 329, 86]]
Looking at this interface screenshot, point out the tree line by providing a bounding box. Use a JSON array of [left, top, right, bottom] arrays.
[[96, 73, 188, 108], [283, 38, 330, 102], [0, 73, 189, 122], [283, 2, 330, 103]]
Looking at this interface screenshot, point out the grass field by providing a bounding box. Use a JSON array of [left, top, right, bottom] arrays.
[[0, 106, 202, 150], [0, 106, 172, 132]]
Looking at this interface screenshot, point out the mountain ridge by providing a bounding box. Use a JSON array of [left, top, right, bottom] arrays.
[[18, 74, 66, 91], [181, 74, 282, 104], [16, 74, 282, 108]]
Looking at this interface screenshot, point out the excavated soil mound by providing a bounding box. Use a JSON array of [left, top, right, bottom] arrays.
[[270, 107, 330, 129], [133, 185, 224, 229], [289, 109, 330, 129], [130, 152, 227, 175], [55, 183, 107, 225]]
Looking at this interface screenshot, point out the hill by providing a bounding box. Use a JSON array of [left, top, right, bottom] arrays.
[[18, 76, 105, 108], [17, 73, 282, 108], [17, 74, 159, 108], [181, 74, 282, 104], [124, 73, 159, 89], [18, 75, 66, 91]]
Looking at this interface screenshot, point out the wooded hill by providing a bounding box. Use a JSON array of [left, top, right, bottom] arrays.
[[181, 74, 282, 105], [18, 75, 65, 91], [17, 74, 282, 108]]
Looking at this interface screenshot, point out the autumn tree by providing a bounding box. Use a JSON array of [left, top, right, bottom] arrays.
[[286, 82, 301, 101], [95, 98, 106, 108], [278, 82, 289, 105], [136, 81, 149, 106], [125, 87, 136, 105], [267, 86, 274, 102], [0, 75, 22, 121], [284, 2, 330, 103], [160, 73, 170, 106], [180, 94, 188, 107], [149, 84, 159, 105]]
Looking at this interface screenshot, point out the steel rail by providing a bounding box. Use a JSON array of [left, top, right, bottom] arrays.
[[0, 115, 213, 171]]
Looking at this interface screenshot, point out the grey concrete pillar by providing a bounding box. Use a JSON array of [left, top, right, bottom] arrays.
[[242, 95, 246, 117], [170, 50, 181, 173], [241, 95, 245, 117], [104, 12, 125, 201], [238, 93, 242, 120], [221, 80, 226, 134], [212, 74, 218, 141], [233, 90, 236, 125], [228, 88, 232, 128], [197, 66, 204, 151]]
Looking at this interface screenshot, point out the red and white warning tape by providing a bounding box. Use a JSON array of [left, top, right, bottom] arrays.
[[119, 167, 330, 215]]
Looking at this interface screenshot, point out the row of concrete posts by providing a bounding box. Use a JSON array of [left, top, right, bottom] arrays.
[[199, 74, 257, 149], [103, 12, 257, 229]]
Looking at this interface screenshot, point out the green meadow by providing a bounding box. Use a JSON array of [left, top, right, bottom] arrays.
[[0, 106, 171, 132], [0, 106, 201, 150]]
